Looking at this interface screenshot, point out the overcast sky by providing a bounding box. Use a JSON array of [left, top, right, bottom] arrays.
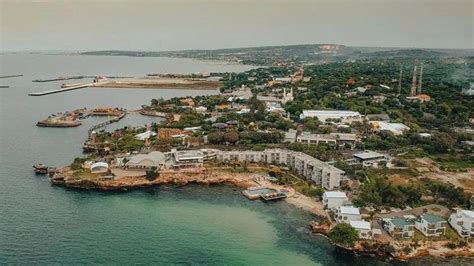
[[1, 0, 473, 51]]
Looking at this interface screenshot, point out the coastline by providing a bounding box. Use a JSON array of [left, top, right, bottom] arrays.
[[50, 167, 473, 261]]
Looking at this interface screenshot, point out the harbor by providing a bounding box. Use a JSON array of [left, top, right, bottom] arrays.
[[36, 107, 126, 128]]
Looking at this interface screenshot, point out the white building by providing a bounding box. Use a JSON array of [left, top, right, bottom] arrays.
[[381, 217, 415, 239], [353, 150, 391, 168], [90, 162, 109, 174], [135, 130, 156, 141], [284, 129, 297, 143], [125, 151, 166, 169], [171, 149, 204, 168], [415, 214, 447, 237], [335, 206, 361, 224], [369, 121, 410, 135], [350, 220, 372, 239], [216, 149, 345, 190], [297, 132, 337, 145], [449, 209, 474, 238], [322, 191, 348, 209], [300, 110, 364, 124]]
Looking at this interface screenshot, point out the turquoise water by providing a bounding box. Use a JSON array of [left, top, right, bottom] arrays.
[[1, 54, 470, 265]]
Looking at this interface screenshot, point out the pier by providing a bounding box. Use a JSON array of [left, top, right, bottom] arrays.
[[28, 83, 93, 96], [0, 74, 23, 79]]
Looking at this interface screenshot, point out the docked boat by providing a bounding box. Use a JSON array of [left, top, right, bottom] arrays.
[[33, 164, 48, 175]]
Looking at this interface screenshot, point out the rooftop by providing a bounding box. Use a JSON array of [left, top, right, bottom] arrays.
[[324, 191, 347, 198], [390, 217, 415, 228], [350, 220, 371, 230], [353, 150, 386, 160], [421, 213, 446, 224], [174, 150, 204, 160], [339, 206, 360, 215]]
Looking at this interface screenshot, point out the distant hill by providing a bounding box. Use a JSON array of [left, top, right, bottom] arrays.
[[81, 44, 474, 66]]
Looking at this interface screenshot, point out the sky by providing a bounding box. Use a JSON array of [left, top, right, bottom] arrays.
[[1, 0, 473, 52]]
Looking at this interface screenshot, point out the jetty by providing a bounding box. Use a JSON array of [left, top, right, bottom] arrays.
[[242, 187, 287, 201], [0, 74, 23, 79], [28, 83, 93, 96]]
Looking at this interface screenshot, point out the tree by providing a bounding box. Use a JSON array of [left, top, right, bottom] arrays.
[[328, 223, 359, 247], [207, 131, 225, 144], [223, 130, 239, 144], [146, 166, 158, 181]]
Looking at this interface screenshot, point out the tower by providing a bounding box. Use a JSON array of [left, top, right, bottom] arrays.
[[397, 67, 403, 97], [418, 63, 423, 94], [410, 65, 418, 97]]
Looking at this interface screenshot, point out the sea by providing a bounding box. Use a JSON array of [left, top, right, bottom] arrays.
[[0, 53, 471, 265]]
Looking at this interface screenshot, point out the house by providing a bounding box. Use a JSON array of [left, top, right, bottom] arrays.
[[300, 110, 364, 124], [350, 220, 372, 239], [382, 217, 415, 239], [322, 191, 348, 209], [415, 213, 447, 237], [449, 209, 474, 238], [335, 206, 361, 224], [353, 150, 391, 168]]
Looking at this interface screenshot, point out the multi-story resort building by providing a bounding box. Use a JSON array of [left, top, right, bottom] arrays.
[[216, 148, 345, 190], [295, 132, 359, 148], [415, 213, 447, 237], [449, 209, 474, 238]]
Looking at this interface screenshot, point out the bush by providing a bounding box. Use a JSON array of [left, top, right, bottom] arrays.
[[328, 223, 359, 247]]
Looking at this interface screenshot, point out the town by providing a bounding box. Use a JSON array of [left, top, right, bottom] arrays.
[[39, 51, 473, 260]]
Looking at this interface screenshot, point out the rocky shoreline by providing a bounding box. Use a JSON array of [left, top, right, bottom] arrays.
[[51, 169, 473, 261], [309, 221, 474, 261]]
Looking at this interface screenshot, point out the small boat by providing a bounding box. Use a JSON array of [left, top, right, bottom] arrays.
[[33, 164, 48, 175]]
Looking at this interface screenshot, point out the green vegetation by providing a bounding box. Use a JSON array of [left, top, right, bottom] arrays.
[[329, 223, 360, 247]]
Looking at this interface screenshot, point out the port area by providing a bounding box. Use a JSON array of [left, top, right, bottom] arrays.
[[28, 74, 221, 96], [36, 107, 126, 128], [243, 186, 289, 201], [93, 75, 221, 90]]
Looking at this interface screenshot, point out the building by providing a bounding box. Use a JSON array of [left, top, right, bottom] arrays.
[[449, 209, 474, 238], [297, 132, 337, 145], [171, 149, 204, 168], [216, 149, 345, 190], [295, 132, 359, 148], [322, 191, 348, 209], [284, 129, 297, 143], [90, 162, 109, 174], [350, 220, 372, 239], [353, 150, 391, 168], [135, 130, 157, 141], [369, 121, 410, 135], [125, 151, 166, 169], [335, 206, 361, 224], [415, 214, 447, 237], [382, 217, 415, 239], [300, 110, 364, 124]]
